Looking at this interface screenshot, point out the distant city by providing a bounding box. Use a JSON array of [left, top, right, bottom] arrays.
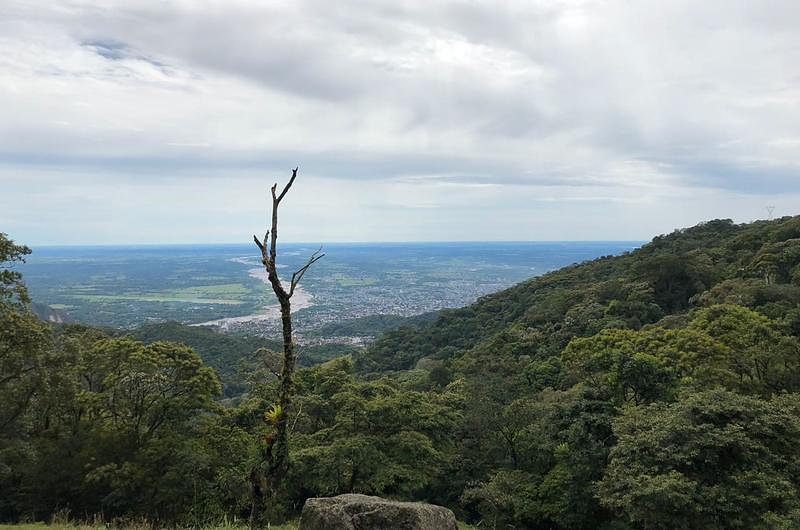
[[22, 242, 640, 344]]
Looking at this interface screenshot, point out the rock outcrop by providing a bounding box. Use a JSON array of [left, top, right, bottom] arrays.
[[298, 494, 458, 530]]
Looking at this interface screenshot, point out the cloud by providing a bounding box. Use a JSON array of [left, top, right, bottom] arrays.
[[81, 39, 128, 61], [1, 0, 799, 243]]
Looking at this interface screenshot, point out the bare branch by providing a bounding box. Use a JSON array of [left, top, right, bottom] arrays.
[[253, 234, 264, 253], [257, 347, 282, 379], [276, 167, 298, 204], [289, 246, 325, 297], [289, 400, 304, 436]]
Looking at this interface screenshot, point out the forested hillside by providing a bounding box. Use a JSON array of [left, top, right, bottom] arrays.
[[358, 217, 800, 375], [130, 322, 352, 397], [3, 216, 800, 529], [353, 216, 800, 528]]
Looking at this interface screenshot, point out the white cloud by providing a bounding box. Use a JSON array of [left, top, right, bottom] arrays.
[[1, 0, 798, 244]]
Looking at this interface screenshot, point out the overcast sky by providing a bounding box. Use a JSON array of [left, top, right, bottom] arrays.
[[2, 0, 799, 245]]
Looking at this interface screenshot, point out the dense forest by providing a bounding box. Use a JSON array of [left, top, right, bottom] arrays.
[[3, 216, 800, 529], [129, 322, 351, 398]]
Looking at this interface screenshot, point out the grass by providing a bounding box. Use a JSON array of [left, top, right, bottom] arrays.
[[0, 526, 104, 530], [1, 522, 476, 530], [0, 523, 297, 530]]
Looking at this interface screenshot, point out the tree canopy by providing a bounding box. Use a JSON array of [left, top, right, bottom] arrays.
[[5, 216, 800, 528]]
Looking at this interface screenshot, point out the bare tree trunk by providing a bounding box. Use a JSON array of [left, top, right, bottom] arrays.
[[250, 167, 323, 526]]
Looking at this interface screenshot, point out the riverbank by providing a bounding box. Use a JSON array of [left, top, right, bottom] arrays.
[[192, 267, 314, 330]]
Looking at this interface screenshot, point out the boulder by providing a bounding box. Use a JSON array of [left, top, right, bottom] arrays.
[[298, 494, 458, 530]]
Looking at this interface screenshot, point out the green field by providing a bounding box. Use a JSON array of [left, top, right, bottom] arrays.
[[171, 283, 251, 296], [70, 283, 252, 305], [72, 294, 245, 305]]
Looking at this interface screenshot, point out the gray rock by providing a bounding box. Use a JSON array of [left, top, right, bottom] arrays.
[[298, 494, 458, 530]]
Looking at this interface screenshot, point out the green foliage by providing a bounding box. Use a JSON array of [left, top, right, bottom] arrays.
[[0, 233, 31, 305], [130, 322, 266, 397], [287, 358, 462, 501], [461, 469, 538, 529], [563, 328, 678, 405], [0, 303, 53, 436], [7, 217, 800, 528], [1, 321, 226, 524], [688, 304, 800, 393], [131, 322, 354, 397], [355, 215, 800, 528], [308, 312, 437, 338], [598, 390, 800, 529]]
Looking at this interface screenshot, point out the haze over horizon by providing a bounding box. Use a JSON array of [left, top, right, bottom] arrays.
[[28, 239, 646, 249], [2, 1, 799, 245]]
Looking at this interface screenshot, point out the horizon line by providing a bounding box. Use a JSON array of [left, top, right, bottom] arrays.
[[27, 239, 647, 249]]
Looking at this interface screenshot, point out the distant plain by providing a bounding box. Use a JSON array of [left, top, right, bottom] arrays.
[[21, 242, 640, 337]]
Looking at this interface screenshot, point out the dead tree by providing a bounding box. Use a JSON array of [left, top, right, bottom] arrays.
[[250, 167, 323, 525]]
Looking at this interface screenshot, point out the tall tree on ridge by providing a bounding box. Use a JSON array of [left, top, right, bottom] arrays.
[[250, 168, 323, 524]]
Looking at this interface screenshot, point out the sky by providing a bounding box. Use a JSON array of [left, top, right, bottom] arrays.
[[1, 0, 799, 245]]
